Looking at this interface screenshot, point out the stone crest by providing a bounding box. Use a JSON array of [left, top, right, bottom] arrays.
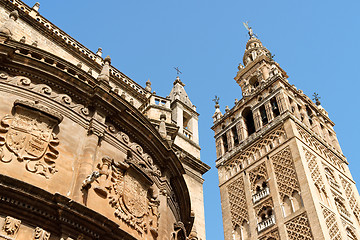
[[0, 100, 62, 178], [94, 151, 161, 237], [123, 172, 148, 218]]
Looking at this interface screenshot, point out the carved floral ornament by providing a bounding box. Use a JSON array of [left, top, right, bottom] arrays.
[[3, 216, 21, 236], [0, 100, 62, 178]]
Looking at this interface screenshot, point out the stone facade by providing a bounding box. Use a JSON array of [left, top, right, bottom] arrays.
[[0, 1, 209, 240], [212, 33, 360, 239]]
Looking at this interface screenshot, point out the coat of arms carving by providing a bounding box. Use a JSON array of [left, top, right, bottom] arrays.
[[0, 100, 62, 178], [93, 151, 161, 238]]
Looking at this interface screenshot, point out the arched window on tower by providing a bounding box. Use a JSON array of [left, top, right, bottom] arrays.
[[249, 76, 259, 88], [259, 105, 268, 126], [222, 134, 228, 153], [306, 106, 313, 125], [257, 206, 275, 232], [242, 107, 255, 136], [270, 97, 280, 117], [232, 126, 239, 146], [252, 175, 270, 203]]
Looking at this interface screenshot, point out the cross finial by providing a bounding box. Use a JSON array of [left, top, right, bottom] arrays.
[[213, 95, 220, 105], [174, 67, 182, 75], [312, 92, 321, 106]]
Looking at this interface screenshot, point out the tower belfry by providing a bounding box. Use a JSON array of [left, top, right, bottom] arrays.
[[212, 30, 360, 240]]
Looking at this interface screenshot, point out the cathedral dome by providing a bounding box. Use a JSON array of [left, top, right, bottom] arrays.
[[243, 37, 271, 66]]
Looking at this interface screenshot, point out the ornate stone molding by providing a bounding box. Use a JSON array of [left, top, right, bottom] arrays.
[[0, 71, 90, 119]]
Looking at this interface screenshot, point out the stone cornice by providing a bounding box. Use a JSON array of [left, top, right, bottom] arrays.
[[0, 0, 148, 101], [0, 173, 137, 240]]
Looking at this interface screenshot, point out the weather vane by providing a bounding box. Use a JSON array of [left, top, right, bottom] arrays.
[[312, 92, 321, 106], [212, 95, 220, 105], [243, 21, 257, 38], [174, 67, 182, 75]]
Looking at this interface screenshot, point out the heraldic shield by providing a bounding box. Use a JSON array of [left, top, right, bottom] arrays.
[[0, 100, 62, 178], [123, 171, 149, 218], [6, 108, 56, 160]]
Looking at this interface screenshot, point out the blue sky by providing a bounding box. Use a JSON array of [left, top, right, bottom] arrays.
[[23, 0, 360, 239]]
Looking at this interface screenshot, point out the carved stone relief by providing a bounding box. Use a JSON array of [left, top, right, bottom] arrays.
[[170, 222, 187, 240], [92, 154, 160, 237], [2, 216, 21, 236], [34, 227, 50, 240], [285, 212, 313, 240], [0, 71, 90, 119], [0, 100, 62, 178]]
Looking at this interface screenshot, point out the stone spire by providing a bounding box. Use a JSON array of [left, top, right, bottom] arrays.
[[168, 76, 193, 108], [158, 113, 167, 139], [32, 2, 40, 12], [97, 56, 111, 84], [0, 10, 19, 39], [212, 96, 222, 122], [145, 79, 152, 92]]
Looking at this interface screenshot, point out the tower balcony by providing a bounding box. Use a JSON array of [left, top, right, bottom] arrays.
[[183, 128, 193, 140], [252, 187, 270, 203], [257, 215, 275, 232]]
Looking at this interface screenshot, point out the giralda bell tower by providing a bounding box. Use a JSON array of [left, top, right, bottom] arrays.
[[211, 26, 360, 240]]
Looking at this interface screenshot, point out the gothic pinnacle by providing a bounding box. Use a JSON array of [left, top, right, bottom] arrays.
[[97, 55, 111, 84], [0, 10, 19, 38]]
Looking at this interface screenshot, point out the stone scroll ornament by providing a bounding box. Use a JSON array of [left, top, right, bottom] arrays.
[[93, 151, 161, 238], [0, 100, 62, 178]]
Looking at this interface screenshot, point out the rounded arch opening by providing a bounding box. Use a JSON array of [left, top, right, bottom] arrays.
[[242, 107, 255, 136]]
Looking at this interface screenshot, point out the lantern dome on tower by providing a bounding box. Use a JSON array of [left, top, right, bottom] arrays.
[[243, 37, 271, 66]]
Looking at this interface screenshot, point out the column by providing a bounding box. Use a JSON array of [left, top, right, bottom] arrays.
[[265, 101, 274, 122], [300, 105, 310, 126], [253, 109, 262, 131], [278, 91, 291, 114]]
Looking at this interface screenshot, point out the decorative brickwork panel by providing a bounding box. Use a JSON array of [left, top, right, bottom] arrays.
[[303, 147, 325, 190], [271, 146, 300, 200], [225, 126, 286, 169], [249, 162, 268, 192], [259, 228, 279, 240], [322, 206, 342, 240], [285, 213, 313, 240], [340, 176, 360, 221], [296, 124, 344, 171], [227, 175, 248, 227]]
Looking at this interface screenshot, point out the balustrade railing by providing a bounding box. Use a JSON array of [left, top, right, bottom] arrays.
[[252, 187, 270, 203], [257, 215, 275, 232]]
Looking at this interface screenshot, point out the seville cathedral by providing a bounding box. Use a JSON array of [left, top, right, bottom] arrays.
[[0, 0, 211, 239], [0, 1, 359, 240]]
